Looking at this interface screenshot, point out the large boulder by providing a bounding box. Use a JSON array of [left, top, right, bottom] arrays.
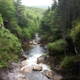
[[21, 66, 34, 73], [46, 70, 54, 79], [42, 70, 54, 79], [33, 65, 42, 71], [25, 71, 53, 80]]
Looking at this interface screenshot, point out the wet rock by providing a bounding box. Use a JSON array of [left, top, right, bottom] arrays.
[[53, 75, 63, 80], [25, 71, 53, 80], [21, 66, 34, 73], [19, 49, 25, 56], [46, 70, 54, 79], [33, 65, 42, 71], [42, 70, 54, 79], [20, 60, 28, 68], [37, 55, 49, 64], [21, 54, 28, 61], [42, 70, 49, 76], [19, 49, 28, 62]]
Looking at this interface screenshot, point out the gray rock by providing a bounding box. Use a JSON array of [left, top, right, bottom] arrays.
[[37, 55, 49, 64], [8, 60, 20, 70], [25, 71, 53, 80]]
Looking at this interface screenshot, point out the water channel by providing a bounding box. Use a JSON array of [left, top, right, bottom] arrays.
[[25, 33, 51, 71], [22, 34, 54, 80]]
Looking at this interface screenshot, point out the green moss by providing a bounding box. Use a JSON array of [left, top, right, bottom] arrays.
[[0, 27, 21, 68]]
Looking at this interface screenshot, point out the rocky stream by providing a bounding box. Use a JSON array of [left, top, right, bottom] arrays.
[[0, 34, 63, 80]]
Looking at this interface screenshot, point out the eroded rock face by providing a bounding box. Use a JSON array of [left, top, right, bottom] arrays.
[[0, 61, 26, 80], [8, 60, 20, 70], [19, 49, 28, 62], [7, 72, 26, 80]]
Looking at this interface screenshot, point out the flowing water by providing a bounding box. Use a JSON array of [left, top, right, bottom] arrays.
[[25, 44, 51, 71], [25, 33, 51, 71]]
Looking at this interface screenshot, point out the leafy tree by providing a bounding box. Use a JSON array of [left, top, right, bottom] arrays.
[[40, 0, 80, 77]]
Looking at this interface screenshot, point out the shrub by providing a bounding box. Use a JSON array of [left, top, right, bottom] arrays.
[[0, 27, 21, 68], [60, 55, 78, 69], [48, 39, 65, 55], [70, 22, 80, 42], [0, 13, 4, 26], [48, 36, 54, 42]]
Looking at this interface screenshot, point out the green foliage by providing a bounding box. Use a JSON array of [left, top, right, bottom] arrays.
[[0, 0, 45, 69], [0, 27, 21, 68], [70, 21, 80, 42], [15, 6, 45, 39], [0, 0, 45, 41], [40, 32, 50, 43], [48, 39, 65, 55], [40, 0, 80, 74], [22, 28, 31, 39], [60, 55, 78, 69], [25, 7, 45, 19], [48, 36, 54, 42], [0, 13, 4, 26], [0, 0, 15, 21]]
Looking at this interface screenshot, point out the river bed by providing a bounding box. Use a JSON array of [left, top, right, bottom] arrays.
[[0, 34, 63, 80]]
